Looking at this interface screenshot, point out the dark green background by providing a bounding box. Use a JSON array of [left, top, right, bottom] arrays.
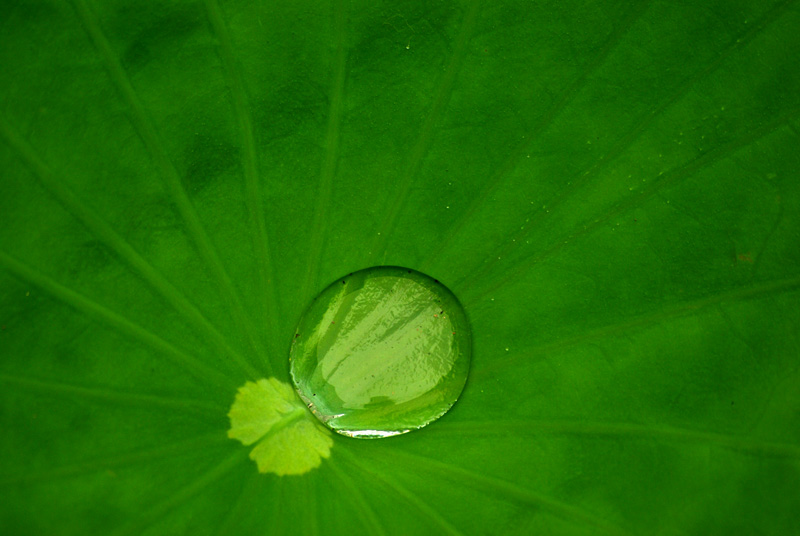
[[1, 0, 799, 534]]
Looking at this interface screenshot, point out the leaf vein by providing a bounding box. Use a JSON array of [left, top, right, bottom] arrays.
[[355, 446, 631, 536], [327, 457, 387, 536], [0, 432, 229, 486], [453, 0, 798, 289], [70, 0, 265, 377], [338, 448, 465, 536], [112, 449, 246, 536], [433, 421, 800, 459], [464, 107, 800, 303], [301, 0, 349, 304], [204, 0, 280, 370], [471, 274, 800, 380], [0, 250, 234, 389], [370, 0, 482, 261], [0, 373, 224, 415], [419, 0, 654, 272], [0, 114, 255, 380]]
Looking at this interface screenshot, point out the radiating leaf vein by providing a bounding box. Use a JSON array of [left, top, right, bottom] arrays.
[[464, 107, 800, 303], [370, 0, 482, 262], [0, 373, 224, 416], [338, 448, 465, 536], [204, 0, 280, 371], [111, 449, 247, 536], [453, 0, 798, 291], [419, 0, 654, 272], [471, 274, 800, 379], [69, 0, 266, 375], [433, 420, 800, 459], [366, 447, 632, 536], [301, 0, 349, 305], [0, 432, 229, 486], [0, 113, 255, 381], [327, 457, 387, 536], [0, 250, 234, 389]]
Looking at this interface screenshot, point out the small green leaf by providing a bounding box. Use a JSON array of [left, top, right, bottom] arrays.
[[228, 379, 333, 476]]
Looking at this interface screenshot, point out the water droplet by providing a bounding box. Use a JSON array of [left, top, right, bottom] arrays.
[[289, 266, 472, 439]]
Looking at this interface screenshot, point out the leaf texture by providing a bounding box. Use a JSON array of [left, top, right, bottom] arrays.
[[1, 0, 799, 534]]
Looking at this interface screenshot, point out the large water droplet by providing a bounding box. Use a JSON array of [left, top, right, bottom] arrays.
[[289, 266, 471, 438]]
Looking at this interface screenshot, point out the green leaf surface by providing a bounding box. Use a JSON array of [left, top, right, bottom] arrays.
[[2, 0, 799, 534]]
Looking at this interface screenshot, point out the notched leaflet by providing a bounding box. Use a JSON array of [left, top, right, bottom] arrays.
[[227, 378, 333, 476]]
